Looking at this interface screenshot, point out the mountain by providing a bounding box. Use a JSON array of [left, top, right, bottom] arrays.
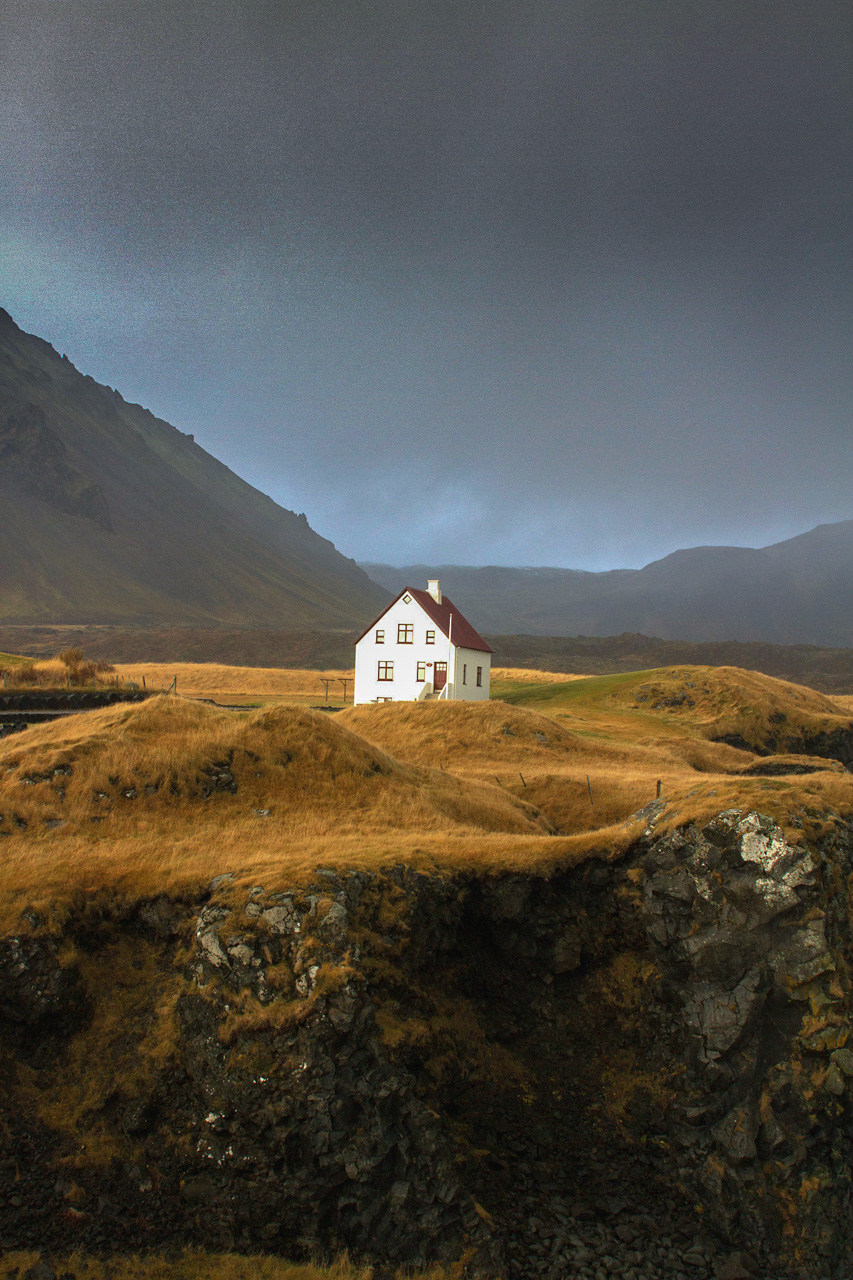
[[0, 310, 388, 627], [362, 519, 853, 646]]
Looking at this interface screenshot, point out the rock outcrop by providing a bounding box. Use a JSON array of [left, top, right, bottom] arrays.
[[0, 811, 850, 1277]]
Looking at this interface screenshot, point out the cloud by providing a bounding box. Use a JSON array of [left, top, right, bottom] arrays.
[[2, 0, 850, 567]]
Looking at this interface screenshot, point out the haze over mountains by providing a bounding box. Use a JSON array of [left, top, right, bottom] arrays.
[[363, 518, 853, 648], [0, 310, 386, 628], [2, 307, 850, 651]]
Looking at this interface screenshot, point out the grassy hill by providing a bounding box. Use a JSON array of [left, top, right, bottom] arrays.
[[3, 662, 851, 931], [2, 664, 853, 1278], [0, 309, 387, 628]]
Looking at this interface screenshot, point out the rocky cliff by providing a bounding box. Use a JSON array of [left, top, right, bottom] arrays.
[[1, 809, 850, 1278]]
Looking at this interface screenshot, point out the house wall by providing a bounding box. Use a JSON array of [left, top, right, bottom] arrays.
[[353, 594, 491, 705], [447, 646, 491, 703]]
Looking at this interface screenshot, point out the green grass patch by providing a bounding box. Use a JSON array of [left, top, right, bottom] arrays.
[[492, 669, 654, 708], [0, 651, 31, 667]]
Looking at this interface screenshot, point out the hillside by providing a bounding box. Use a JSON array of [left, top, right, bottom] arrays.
[[5, 624, 853, 693], [2, 671, 853, 1278], [0, 309, 388, 627], [362, 517, 853, 646]]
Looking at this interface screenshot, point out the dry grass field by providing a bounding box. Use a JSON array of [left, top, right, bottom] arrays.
[[0, 656, 584, 701], [106, 663, 574, 705], [2, 662, 852, 934], [341, 668, 853, 846], [111, 662, 358, 705], [0, 695, 570, 932]]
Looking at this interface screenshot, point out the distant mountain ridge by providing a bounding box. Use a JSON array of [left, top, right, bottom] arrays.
[[362, 519, 853, 647], [0, 309, 388, 627]]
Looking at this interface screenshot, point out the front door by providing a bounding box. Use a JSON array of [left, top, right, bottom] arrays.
[[433, 662, 447, 692]]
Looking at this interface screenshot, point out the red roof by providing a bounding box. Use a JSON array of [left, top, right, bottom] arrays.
[[355, 587, 493, 653]]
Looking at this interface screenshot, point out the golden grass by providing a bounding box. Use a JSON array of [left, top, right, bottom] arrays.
[[491, 666, 588, 685], [0, 650, 30, 667], [107, 662, 574, 706], [0, 655, 119, 690], [1, 664, 852, 931], [113, 662, 356, 704], [0, 1252, 456, 1280], [497, 664, 853, 752], [0, 696, 573, 931], [15, 932, 185, 1163], [340, 676, 853, 846]]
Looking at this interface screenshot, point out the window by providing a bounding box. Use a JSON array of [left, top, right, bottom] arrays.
[[425, 630, 435, 644], [402, 593, 412, 603], [417, 662, 427, 681], [375, 629, 384, 644], [375, 696, 392, 702], [377, 661, 394, 681], [397, 622, 414, 644], [476, 666, 483, 687], [462, 663, 467, 685]]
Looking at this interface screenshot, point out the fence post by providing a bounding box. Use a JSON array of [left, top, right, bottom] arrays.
[[586, 775, 594, 805]]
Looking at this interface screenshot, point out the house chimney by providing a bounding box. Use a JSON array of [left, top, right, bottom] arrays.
[[427, 579, 442, 604]]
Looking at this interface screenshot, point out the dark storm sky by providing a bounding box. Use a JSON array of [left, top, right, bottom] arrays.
[[2, 1, 851, 569]]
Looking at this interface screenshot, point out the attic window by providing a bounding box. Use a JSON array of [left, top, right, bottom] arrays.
[[425, 630, 435, 644], [402, 593, 412, 604], [375, 629, 385, 644], [397, 623, 414, 644]]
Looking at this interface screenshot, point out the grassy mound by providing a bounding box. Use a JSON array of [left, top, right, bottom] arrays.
[[3, 666, 852, 929], [340, 698, 628, 769], [0, 697, 554, 928], [341, 672, 853, 844], [497, 664, 853, 753], [0, 650, 29, 667]]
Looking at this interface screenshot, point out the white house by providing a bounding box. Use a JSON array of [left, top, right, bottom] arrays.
[[353, 580, 492, 706]]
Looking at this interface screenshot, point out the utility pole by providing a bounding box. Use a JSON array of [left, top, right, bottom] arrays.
[[338, 677, 351, 703], [320, 678, 333, 704]]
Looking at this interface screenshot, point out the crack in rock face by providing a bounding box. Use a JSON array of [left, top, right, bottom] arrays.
[[636, 810, 852, 1270]]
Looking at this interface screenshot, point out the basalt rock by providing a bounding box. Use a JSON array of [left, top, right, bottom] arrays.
[[0, 814, 850, 1276], [0, 933, 86, 1039]]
